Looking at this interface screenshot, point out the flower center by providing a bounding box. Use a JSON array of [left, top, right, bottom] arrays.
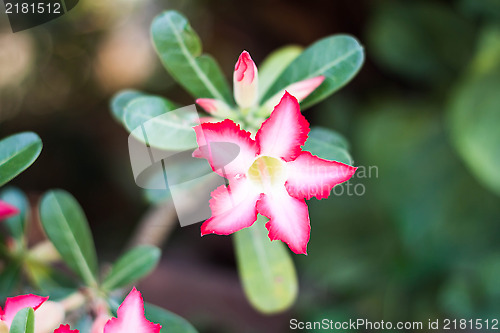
[[247, 156, 286, 190]]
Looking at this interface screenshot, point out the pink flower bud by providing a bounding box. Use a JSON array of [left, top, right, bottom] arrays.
[[196, 98, 233, 118], [263, 76, 325, 112], [0, 200, 19, 220], [233, 51, 258, 109]]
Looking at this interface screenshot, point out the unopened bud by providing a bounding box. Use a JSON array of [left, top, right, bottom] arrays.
[[233, 51, 258, 109], [262, 76, 325, 113], [196, 98, 234, 118]]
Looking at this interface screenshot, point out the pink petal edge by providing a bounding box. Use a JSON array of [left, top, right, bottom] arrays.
[[201, 178, 260, 236], [256, 91, 309, 162], [257, 187, 311, 255], [1, 294, 48, 327], [193, 119, 258, 177], [54, 324, 79, 333], [103, 287, 161, 333], [285, 151, 357, 200], [234, 50, 256, 83]]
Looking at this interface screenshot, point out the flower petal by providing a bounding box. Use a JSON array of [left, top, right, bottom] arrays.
[[234, 51, 258, 109], [196, 98, 233, 118], [263, 76, 325, 111], [54, 324, 79, 333], [201, 178, 260, 236], [256, 92, 309, 162], [193, 119, 258, 177], [2, 294, 48, 327], [0, 200, 19, 220], [285, 151, 357, 200], [256, 187, 310, 255], [103, 287, 161, 333]]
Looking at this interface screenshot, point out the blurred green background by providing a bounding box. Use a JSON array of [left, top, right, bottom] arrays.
[[1, 0, 500, 332]]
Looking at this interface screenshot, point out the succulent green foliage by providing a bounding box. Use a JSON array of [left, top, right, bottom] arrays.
[[124, 96, 198, 151], [0, 132, 42, 187], [262, 35, 364, 110], [258, 45, 303, 99], [102, 245, 161, 291], [151, 11, 232, 104], [9, 307, 34, 333], [111, 90, 147, 123], [234, 215, 298, 314], [0, 187, 29, 241], [145, 303, 199, 333], [302, 127, 353, 165], [39, 190, 99, 287], [448, 27, 500, 197], [0, 262, 22, 300]]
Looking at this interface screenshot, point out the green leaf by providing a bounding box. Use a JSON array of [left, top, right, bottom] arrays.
[[258, 45, 303, 99], [303, 127, 353, 165], [448, 68, 500, 196], [262, 35, 364, 110], [110, 90, 147, 123], [144, 303, 198, 333], [447, 27, 500, 196], [39, 190, 98, 287], [102, 245, 161, 291], [124, 96, 198, 151], [468, 27, 500, 77], [9, 307, 34, 333], [0, 132, 42, 187], [233, 215, 298, 314], [0, 187, 29, 241], [151, 11, 232, 104], [0, 262, 22, 299]]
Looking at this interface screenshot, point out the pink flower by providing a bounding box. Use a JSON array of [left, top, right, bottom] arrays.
[[0, 294, 48, 329], [103, 287, 161, 333], [51, 288, 160, 333], [0, 200, 19, 220], [193, 92, 356, 254], [54, 324, 78, 333], [196, 50, 324, 117]]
